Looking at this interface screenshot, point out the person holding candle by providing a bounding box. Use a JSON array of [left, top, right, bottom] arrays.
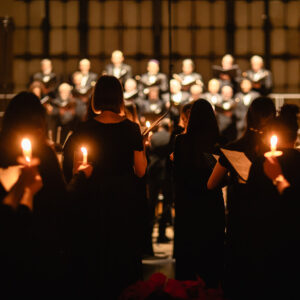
[[0, 91, 76, 298], [62, 75, 147, 299], [207, 96, 276, 299], [245, 104, 300, 299]]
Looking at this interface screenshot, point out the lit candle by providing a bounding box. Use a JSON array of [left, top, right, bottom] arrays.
[[270, 135, 277, 154], [81, 147, 88, 165], [146, 121, 151, 128], [264, 134, 282, 158], [21, 138, 32, 164]]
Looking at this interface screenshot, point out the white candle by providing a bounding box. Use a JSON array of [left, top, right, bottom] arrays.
[[21, 138, 32, 163], [81, 147, 88, 165]]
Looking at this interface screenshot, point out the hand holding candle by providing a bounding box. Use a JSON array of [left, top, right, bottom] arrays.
[[264, 134, 283, 158], [146, 121, 151, 128]]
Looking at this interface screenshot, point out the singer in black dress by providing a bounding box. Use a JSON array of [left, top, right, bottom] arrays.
[[62, 76, 147, 299], [173, 99, 225, 288]]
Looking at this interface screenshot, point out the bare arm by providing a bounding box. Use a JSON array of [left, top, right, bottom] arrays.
[[207, 161, 228, 190], [134, 148, 147, 178]]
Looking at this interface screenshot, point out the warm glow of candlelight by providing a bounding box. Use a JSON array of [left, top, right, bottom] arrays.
[[81, 147, 88, 165], [270, 135, 277, 153], [146, 121, 151, 128], [21, 138, 32, 163]]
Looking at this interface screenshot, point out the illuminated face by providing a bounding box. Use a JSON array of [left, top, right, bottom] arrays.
[[222, 55, 233, 70], [73, 73, 83, 86], [241, 79, 252, 93], [170, 80, 181, 94], [190, 84, 202, 99], [208, 80, 220, 94], [41, 60, 52, 74], [59, 85, 71, 100], [182, 61, 193, 74], [251, 58, 263, 72], [147, 61, 159, 75], [111, 51, 124, 65], [221, 85, 233, 100], [124, 79, 137, 92]]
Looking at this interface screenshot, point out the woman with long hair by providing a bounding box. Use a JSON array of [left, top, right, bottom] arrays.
[[173, 99, 225, 288]]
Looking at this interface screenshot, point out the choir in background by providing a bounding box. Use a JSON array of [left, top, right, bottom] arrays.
[[28, 51, 273, 146]]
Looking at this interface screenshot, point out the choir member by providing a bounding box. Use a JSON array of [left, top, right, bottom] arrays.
[[173, 99, 224, 288], [147, 119, 173, 244], [140, 86, 166, 118], [244, 55, 273, 96], [203, 78, 222, 109], [244, 104, 300, 299], [212, 54, 241, 92], [207, 97, 276, 299], [162, 79, 190, 125], [123, 78, 144, 117], [71, 71, 92, 105], [31, 58, 58, 98], [173, 58, 204, 92], [189, 83, 204, 103], [235, 78, 260, 137], [137, 59, 168, 98], [72, 58, 98, 95], [216, 85, 238, 144], [103, 50, 132, 86], [51, 83, 82, 144]]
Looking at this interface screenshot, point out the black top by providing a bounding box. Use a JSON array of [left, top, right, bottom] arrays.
[[63, 118, 143, 182]]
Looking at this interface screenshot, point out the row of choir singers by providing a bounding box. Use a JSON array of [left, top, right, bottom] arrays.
[[30, 51, 273, 102]]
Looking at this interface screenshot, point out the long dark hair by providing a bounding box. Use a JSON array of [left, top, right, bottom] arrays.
[[269, 104, 299, 145], [239, 96, 276, 158], [186, 99, 220, 152]]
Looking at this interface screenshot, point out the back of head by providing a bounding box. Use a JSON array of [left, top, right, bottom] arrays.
[[186, 99, 220, 150], [92, 75, 124, 114], [272, 104, 299, 145], [2, 91, 46, 137], [246, 96, 276, 132]]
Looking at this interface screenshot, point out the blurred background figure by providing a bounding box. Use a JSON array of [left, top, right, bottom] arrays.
[[189, 83, 204, 103], [138, 59, 168, 99], [123, 78, 144, 118], [235, 78, 260, 138], [173, 58, 204, 93], [72, 58, 98, 96], [244, 55, 273, 96], [31, 58, 58, 98], [212, 54, 241, 93], [216, 85, 238, 144], [51, 83, 82, 145], [104, 50, 132, 86], [163, 79, 189, 126], [203, 78, 222, 110]]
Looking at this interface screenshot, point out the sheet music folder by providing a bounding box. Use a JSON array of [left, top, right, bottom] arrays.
[[212, 65, 239, 79], [220, 148, 252, 182]]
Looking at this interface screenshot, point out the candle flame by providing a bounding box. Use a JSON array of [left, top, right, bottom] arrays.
[[81, 147, 87, 156], [146, 121, 151, 128], [270, 135, 277, 152], [21, 138, 32, 162]]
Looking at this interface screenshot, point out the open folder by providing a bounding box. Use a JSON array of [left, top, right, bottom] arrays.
[[220, 148, 252, 182], [142, 110, 169, 136]]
